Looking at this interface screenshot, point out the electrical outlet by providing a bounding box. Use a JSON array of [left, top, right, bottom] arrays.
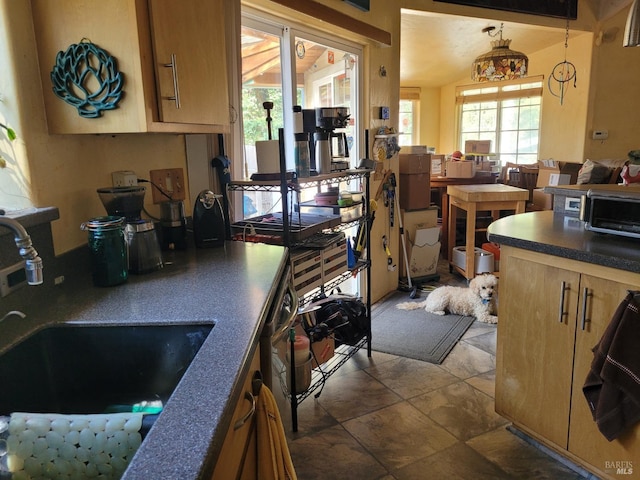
[[112, 171, 138, 187], [149, 168, 186, 203], [592, 130, 609, 140]]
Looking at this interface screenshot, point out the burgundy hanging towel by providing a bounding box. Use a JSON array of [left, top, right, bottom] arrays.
[[583, 291, 640, 441]]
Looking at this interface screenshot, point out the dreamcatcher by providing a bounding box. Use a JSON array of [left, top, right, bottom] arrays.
[[548, 7, 576, 105]]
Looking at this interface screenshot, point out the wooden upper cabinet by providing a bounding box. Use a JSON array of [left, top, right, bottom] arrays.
[[147, 0, 228, 127], [31, 0, 229, 134]]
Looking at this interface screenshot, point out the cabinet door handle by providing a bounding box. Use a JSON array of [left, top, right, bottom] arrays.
[[581, 287, 592, 330], [163, 53, 181, 109], [233, 391, 256, 431], [558, 281, 569, 323]]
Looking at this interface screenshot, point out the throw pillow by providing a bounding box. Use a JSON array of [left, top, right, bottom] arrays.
[[577, 159, 613, 184]]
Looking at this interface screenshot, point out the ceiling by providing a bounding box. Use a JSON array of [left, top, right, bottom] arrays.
[[400, 1, 633, 88]]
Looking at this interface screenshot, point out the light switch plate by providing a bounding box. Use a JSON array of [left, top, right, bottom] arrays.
[[149, 168, 186, 203]]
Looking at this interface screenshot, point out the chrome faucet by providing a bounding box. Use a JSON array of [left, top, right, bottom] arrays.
[[0, 216, 43, 285]]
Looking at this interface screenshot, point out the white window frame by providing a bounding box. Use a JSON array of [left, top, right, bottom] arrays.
[[399, 87, 420, 146], [455, 76, 543, 165]]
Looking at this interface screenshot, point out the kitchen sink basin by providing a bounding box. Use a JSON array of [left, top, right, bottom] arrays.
[[0, 323, 214, 416]]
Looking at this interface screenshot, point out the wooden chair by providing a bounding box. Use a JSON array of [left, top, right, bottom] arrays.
[[500, 162, 538, 203]]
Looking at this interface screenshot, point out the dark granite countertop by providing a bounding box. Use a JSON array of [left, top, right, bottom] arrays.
[[487, 210, 640, 273], [0, 241, 288, 479]]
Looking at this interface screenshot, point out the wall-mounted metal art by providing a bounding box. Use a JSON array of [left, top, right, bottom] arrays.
[[50, 39, 124, 118]]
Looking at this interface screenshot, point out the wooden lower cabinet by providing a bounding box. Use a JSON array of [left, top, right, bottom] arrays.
[[211, 347, 260, 480], [496, 246, 640, 479]]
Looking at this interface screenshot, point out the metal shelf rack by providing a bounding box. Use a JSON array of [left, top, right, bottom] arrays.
[[228, 132, 372, 432]]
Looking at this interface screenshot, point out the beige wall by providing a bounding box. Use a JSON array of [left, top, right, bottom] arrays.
[[584, 6, 640, 161]]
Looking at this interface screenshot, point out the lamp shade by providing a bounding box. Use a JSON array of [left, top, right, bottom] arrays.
[[623, 0, 640, 47], [472, 38, 528, 82]]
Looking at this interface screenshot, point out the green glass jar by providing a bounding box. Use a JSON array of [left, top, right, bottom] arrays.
[[81, 216, 128, 287]]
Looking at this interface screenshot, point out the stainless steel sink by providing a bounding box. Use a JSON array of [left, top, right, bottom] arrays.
[[0, 323, 213, 415]]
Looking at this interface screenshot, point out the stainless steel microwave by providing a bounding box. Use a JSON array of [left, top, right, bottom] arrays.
[[580, 189, 640, 239]]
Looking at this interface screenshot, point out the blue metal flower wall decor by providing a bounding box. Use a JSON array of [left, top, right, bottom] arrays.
[[50, 40, 124, 118]]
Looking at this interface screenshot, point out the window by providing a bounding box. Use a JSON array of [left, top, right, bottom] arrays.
[[456, 76, 543, 164], [239, 13, 361, 217], [399, 87, 420, 146]]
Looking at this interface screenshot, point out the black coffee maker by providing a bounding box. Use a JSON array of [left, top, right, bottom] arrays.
[[193, 190, 226, 248], [316, 107, 351, 172]]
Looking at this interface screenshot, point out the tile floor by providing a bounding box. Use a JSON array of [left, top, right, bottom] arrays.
[[284, 264, 589, 480]]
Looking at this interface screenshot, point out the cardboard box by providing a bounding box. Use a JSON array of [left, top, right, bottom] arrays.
[[431, 154, 444, 176], [400, 208, 439, 275], [536, 160, 582, 187], [403, 145, 428, 154], [399, 153, 431, 174], [464, 140, 491, 155], [407, 227, 441, 279], [399, 173, 431, 210], [310, 336, 335, 368], [446, 161, 476, 178], [532, 188, 553, 210], [549, 173, 572, 186]]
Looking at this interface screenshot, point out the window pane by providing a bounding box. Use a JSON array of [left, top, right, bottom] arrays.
[[517, 154, 538, 164], [501, 106, 518, 130], [518, 130, 539, 153], [479, 108, 497, 131], [461, 110, 480, 132], [519, 105, 540, 130], [500, 131, 518, 153], [296, 37, 358, 166], [241, 25, 283, 216]]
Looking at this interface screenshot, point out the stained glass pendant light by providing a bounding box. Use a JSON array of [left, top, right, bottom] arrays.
[[472, 23, 528, 82]]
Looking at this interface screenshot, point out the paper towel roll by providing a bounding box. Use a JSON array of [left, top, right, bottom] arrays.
[[255, 140, 281, 174]]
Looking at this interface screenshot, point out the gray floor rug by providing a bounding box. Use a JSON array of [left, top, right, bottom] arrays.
[[371, 290, 475, 364]]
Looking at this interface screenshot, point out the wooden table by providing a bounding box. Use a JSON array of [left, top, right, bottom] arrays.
[[447, 184, 528, 280], [430, 174, 497, 254]]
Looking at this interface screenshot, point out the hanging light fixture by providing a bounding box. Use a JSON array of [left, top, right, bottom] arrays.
[[623, 0, 640, 47], [472, 23, 528, 82]]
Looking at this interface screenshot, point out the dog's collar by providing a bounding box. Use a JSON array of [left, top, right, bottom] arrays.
[[482, 298, 491, 305]]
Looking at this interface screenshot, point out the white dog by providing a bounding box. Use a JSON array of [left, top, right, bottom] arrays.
[[396, 274, 498, 324]]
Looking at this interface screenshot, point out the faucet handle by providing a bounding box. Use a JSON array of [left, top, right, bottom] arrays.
[[1, 310, 26, 323]]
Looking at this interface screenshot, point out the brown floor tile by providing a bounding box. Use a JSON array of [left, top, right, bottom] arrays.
[[313, 369, 402, 423], [393, 442, 512, 480], [342, 401, 458, 471], [465, 370, 496, 398], [410, 381, 508, 441], [289, 424, 388, 480], [365, 356, 460, 399], [439, 340, 495, 379], [467, 427, 584, 479]]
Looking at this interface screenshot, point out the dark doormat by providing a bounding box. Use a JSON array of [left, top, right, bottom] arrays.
[[371, 290, 475, 364]]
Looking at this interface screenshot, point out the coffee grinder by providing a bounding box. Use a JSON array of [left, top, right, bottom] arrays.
[[97, 186, 163, 273]]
